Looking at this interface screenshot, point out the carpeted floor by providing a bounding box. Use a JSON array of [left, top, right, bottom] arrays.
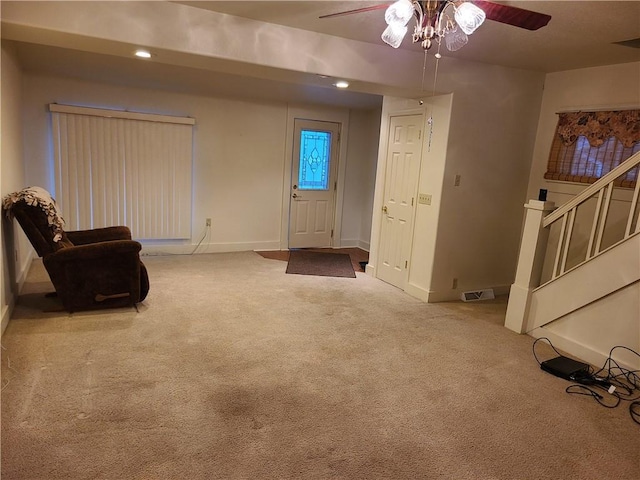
[[1, 252, 638, 479]]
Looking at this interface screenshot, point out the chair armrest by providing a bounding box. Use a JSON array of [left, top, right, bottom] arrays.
[[46, 240, 141, 263], [65, 226, 132, 245]]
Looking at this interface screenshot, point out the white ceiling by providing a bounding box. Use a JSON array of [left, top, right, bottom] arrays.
[[177, 1, 640, 72], [5, 1, 640, 109]]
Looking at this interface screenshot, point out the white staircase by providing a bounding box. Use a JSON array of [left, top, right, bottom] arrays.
[[506, 151, 640, 369]]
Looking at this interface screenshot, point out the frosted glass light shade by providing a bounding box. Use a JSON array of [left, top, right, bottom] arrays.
[[384, 0, 414, 26], [444, 26, 468, 51], [454, 2, 486, 35], [381, 23, 408, 48]]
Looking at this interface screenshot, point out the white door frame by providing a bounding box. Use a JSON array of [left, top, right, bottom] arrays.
[[369, 100, 427, 278], [280, 106, 350, 250]]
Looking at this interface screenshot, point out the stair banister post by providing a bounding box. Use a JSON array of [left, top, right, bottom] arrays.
[[505, 200, 556, 333]]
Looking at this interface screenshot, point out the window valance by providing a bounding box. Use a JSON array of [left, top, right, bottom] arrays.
[[557, 110, 640, 148]]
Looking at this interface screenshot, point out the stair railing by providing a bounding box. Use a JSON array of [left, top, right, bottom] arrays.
[[542, 150, 640, 283], [505, 151, 640, 333]]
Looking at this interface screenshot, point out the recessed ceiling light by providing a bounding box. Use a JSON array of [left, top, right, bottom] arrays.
[[135, 49, 152, 59], [334, 81, 349, 89]]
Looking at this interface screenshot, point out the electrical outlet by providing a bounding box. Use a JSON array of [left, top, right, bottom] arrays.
[[206, 218, 211, 227], [418, 193, 432, 205], [454, 174, 461, 187]]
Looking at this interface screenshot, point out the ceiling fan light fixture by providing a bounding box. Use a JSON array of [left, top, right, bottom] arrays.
[[384, 0, 415, 27], [444, 26, 468, 52], [323, 0, 551, 53], [454, 2, 486, 35], [381, 23, 408, 49]]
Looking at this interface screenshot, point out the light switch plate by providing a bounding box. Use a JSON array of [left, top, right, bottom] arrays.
[[418, 193, 432, 205]]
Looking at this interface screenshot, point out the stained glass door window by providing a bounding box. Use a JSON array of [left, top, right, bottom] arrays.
[[298, 129, 331, 190]]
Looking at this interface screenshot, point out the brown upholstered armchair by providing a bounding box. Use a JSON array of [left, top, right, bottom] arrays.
[[3, 187, 149, 312]]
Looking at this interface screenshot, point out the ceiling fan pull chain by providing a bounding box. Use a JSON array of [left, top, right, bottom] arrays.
[[428, 116, 434, 152], [432, 39, 442, 97], [427, 39, 443, 152], [421, 49, 428, 93]]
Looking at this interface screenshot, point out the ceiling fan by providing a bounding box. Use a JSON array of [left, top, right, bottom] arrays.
[[320, 1, 551, 52]]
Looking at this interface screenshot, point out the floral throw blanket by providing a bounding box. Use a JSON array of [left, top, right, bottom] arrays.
[[2, 186, 66, 242]]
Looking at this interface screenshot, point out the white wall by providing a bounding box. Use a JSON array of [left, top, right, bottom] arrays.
[[527, 62, 640, 204], [1, 42, 29, 334], [408, 94, 454, 300], [3, 0, 549, 302], [542, 282, 640, 370], [521, 62, 640, 366], [20, 73, 380, 254], [432, 66, 544, 300], [342, 109, 381, 250], [370, 63, 545, 302]]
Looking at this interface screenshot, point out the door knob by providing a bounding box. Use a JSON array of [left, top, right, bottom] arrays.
[[382, 205, 388, 214], [293, 193, 299, 199]]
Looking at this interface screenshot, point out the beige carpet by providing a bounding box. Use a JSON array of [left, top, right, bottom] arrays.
[[2, 252, 638, 479]]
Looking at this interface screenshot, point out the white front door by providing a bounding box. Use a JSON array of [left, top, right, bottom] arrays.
[[377, 114, 423, 289], [289, 119, 340, 249]]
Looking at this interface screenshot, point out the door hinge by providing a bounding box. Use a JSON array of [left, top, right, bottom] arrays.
[[405, 260, 408, 269], [418, 130, 421, 140], [411, 197, 414, 206], [334, 181, 337, 191], [331, 229, 334, 238]]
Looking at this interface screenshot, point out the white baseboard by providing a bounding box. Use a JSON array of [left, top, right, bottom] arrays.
[[493, 284, 511, 297], [528, 327, 640, 372], [140, 240, 282, 256], [404, 283, 434, 302], [2, 250, 34, 337], [336, 239, 370, 251], [405, 283, 511, 304], [1, 301, 13, 336], [140, 239, 370, 257], [16, 250, 34, 292], [358, 240, 370, 252]]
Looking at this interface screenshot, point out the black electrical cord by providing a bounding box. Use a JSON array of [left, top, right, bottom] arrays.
[[630, 401, 640, 425], [534, 338, 640, 424], [532, 337, 565, 366], [565, 384, 621, 409], [190, 224, 210, 255]]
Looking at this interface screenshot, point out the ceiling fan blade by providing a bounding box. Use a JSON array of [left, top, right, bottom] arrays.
[[473, 0, 551, 31], [319, 1, 551, 31], [319, 3, 390, 19]]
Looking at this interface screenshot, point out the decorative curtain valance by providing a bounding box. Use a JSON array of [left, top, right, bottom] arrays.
[[556, 110, 640, 148]]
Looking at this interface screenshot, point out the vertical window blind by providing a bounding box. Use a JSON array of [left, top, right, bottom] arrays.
[[49, 104, 194, 240]]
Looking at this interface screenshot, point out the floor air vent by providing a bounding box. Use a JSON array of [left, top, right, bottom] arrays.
[[460, 289, 495, 302]]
